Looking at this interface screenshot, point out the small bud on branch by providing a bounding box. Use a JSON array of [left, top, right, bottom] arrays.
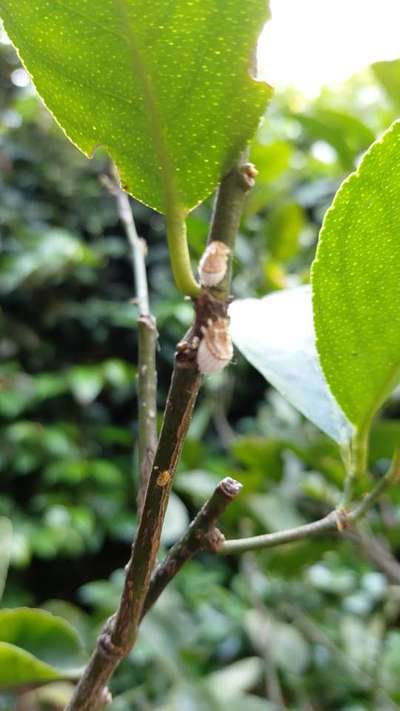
[[199, 240, 231, 287], [197, 317, 233, 375]]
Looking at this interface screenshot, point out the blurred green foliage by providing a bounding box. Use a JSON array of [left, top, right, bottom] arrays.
[[1, 30, 400, 711]]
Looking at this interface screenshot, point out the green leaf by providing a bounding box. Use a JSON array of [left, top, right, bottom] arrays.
[[381, 631, 400, 693], [206, 657, 263, 698], [267, 202, 305, 262], [295, 108, 375, 170], [67, 366, 104, 405], [247, 493, 305, 532], [0, 643, 62, 688], [250, 140, 292, 184], [246, 610, 309, 675], [312, 121, 400, 434], [0, 0, 271, 215], [0, 608, 87, 689], [0, 228, 98, 294], [370, 420, 400, 461], [372, 59, 400, 109]]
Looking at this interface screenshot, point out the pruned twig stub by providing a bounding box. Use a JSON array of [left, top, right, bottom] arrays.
[[141, 476, 242, 618]]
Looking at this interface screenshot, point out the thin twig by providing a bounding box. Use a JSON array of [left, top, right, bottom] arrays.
[[219, 451, 400, 555], [109, 167, 158, 513], [136, 316, 158, 514], [112, 165, 150, 317], [219, 510, 341, 555], [207, 159, 257, 300], [141, 477, 242, 618], [67, 155, 256, 710]]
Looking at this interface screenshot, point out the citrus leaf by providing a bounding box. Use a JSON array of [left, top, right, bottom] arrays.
[[294, 108, 375, 170], [0, 608, 87, 689], [312, 120, 400, 434], [0, 0, 271, 214], [372, 59, 400, 109], [229, 286, 352, 444], [0, 643, 62, 688]]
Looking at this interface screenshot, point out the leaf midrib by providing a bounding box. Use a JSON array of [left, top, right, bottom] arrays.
[[112, 0, 180, 209], [7, 0, 180, 211]]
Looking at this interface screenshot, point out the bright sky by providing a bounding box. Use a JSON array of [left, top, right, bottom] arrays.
[[258, 0, 400, 96]]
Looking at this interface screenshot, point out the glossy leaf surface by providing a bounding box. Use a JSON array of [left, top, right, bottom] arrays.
[[312, 121, 400, 433], [0, 0, 271, 214]]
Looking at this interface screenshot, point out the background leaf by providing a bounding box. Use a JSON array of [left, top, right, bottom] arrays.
[[230, 286, 352, 444], [0, 643, 63, 688], [294, 108, 375, 170], [0, 0, 271, 214], [372, 59, 400, 110], [312, 120, 400, 433], [160, 492, 189, 545], [0, 608, 86, 688], [2, 30, 400, 710]]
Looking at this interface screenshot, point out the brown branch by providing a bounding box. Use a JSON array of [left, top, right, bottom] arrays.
[[66, 356, 201, 711], [67, 153, 255, 709], [207, 159, 256, 300], [141, 476, 242, 618]]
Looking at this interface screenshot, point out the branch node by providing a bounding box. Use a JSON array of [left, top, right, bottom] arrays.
[[240, 162, 258, 190], [197, 316, 233, 375], [334, 508, 351, 532], [98, 631, 122, 661], [199, 240, 231, 287], [205, 527, 225, 552]]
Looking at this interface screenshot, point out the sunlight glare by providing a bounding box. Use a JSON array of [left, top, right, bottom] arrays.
[[258, 0, 400, 96]]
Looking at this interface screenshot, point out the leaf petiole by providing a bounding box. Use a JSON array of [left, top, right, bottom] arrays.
[[166, 208, 200, 297]]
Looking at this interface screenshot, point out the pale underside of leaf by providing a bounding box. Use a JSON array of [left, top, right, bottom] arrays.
[[0, 518, 12, 603], [312, 120, 400, 434], [0, 0, 271, 214], [229, 286, 352, 445]]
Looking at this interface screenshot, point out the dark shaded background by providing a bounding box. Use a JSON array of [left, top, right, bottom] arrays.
[[2, 32, 400, 710]]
